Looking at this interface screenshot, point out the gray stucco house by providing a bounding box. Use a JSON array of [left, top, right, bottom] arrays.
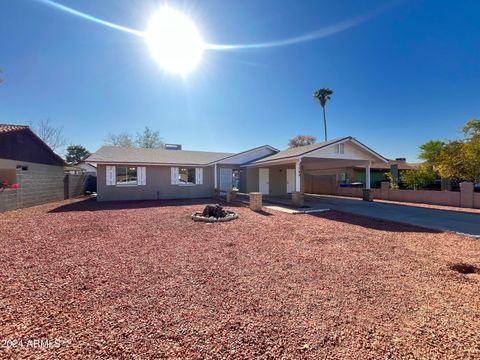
[[87, 137, 387, 202]]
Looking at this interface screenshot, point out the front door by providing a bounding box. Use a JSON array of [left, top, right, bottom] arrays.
[[219, 168, 233, 192], [259, 168, 269, 195], [286, 168, 295, 193]]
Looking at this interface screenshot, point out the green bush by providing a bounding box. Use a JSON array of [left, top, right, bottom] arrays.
[[401, 168, 437, 190]]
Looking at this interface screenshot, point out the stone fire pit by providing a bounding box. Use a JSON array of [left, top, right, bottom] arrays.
[[191, 204, 238, 223]]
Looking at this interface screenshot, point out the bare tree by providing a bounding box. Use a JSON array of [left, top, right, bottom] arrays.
[[136, 127, 163, 148], [29, 119, 67, 153], [288, 135, 317, 148], [105, 128, 164, 148], [104, 132, 135, 147]]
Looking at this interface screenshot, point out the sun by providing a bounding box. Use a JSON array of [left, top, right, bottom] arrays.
[[145, 7, 205, 75]]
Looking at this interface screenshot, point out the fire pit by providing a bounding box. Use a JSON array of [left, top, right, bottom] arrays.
[[191, 204, 238, 223]]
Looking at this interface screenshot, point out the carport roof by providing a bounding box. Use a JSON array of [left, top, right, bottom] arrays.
[[249, 137, 388, 165]]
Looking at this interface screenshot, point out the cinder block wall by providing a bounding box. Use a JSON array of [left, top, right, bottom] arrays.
[[65, 174, 88, 199], [16, 163, 65, 208], [0, 189, 18, 212]]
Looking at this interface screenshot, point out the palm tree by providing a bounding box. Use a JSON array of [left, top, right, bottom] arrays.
[[313, 88, 334, 141]]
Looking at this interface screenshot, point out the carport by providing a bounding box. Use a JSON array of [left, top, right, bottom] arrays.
[[242, 137, 388, 197]]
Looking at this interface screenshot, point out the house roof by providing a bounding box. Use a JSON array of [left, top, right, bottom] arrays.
[[0, 124, 29, 134], [0, 123, 66, 165], [368, 160, 420, 170], [86, 146, 235, 166]]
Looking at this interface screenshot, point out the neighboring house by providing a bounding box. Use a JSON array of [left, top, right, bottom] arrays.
[[351, 159, 419, 187], [64, 165, 85, 175], [64, 162, 97, 175], [0, 124, 66, 210], [86, 137, 388, 201], [76, 161, 97, 175]]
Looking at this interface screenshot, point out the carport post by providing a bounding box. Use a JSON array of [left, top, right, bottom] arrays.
[[295, 160, 301, 192], [365, 161, 371, 190], [363, 161, 373, 201]]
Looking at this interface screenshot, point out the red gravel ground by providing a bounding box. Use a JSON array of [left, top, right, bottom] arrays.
[[1, 197, 480, 359]]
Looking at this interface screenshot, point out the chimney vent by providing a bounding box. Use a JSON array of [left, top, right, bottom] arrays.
[[164, 144, 182, 150]]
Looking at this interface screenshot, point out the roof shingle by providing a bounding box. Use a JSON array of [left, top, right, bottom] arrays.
[[0, 124, 29, 134], [86, 146, 234, 166]]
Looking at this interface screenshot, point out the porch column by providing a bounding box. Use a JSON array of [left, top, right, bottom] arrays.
[[295, 159, 301, 192], [365, 161, 371, 190], [214, 163, 218, 189]]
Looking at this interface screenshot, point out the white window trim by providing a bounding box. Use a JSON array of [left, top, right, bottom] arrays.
[[173, 167, 203, 186], [115, 166, 139, 187], [334, 143, 345, 154]]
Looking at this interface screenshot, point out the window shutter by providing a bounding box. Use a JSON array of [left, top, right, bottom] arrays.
[[106, 166, 115, 186], [196, 168, 203, 185], [171, 167, 179, 185], [138, 167, 146, 185]]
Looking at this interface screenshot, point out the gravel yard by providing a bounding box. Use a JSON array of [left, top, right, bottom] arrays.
[[1, 197, 479, 359]]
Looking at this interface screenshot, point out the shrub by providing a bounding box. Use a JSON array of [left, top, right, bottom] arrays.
[[401, 168, 437, 190]]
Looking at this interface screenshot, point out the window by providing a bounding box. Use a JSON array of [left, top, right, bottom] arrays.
[[232, 169, 241, 190], [171, 167, 202, 185], [178, 167, 196, 184], [116, 166, 137, 185], [334, 143, 345, 154]]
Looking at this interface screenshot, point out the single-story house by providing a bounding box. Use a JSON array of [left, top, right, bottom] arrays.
[[76, 161, 97, 175], [0, 124, 66, 210], [86, 136, 388, 202]]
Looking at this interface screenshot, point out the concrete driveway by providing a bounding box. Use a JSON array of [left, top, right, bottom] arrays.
[[302, 194, 480, 237]]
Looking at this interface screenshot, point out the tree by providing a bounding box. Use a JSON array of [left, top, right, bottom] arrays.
[[462, 118, 480, 140], [104, 132, 135, 147], [288, 135, 317, 148], [313, 88, 334, 142], [29, 119, 67, 153], [436, 141, 467, 181], [135, 127, 163, 148], [417, 119, 480, 183], [104, 128, 164, 148], [419, 140, 445, 167], [65, 145, 91, 165]]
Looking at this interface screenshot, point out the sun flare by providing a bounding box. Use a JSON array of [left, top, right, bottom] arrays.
[[145, 7, 204, 75]]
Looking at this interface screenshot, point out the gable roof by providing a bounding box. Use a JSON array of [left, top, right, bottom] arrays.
[[251, 137, 350, 164], [86, 146, 235, 166], [251, 137, 387, 165], [0, 124, 66, 166], [213, 144, 279, 164]]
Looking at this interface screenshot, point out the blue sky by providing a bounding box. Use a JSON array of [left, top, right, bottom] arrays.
[[1, 0, 479, 161]]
